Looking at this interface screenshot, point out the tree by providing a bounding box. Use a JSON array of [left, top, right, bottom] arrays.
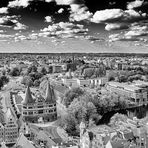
[[9, 67, 20, 76], [83, 68, 94, 79], [68, 96, 100, 125], [59, 113, 79, 136], [62, 87, 85, 107], [38, 67, 47, 75], [0, 75, 9, 84], [34, 79, 40, 87], [27, 65, 37, 74], [0, 78, 4, 90], [21, 76, 33, 86], [109, 113, 127, 127]]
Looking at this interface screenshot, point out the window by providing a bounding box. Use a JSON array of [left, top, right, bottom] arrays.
[[38, 110, 43, 114], [38, 106, 43, 108], [28, 112, 33, 115], [23, 112, 27, 115]]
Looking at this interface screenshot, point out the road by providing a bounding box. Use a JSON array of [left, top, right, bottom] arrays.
[[30, 124, 63, 144]]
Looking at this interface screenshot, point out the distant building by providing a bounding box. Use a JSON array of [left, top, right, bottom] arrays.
[[22, 82, 57, 123], [106, 82, 147, 106]]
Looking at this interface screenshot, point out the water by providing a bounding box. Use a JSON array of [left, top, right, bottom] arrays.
[[98, 105, 148, 125]]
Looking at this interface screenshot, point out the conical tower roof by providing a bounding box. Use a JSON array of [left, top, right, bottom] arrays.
[[23, 86, 34, 105], [45, 81, 55, 103]]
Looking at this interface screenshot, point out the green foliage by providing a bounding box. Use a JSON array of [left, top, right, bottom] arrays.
[[27, 65, 37, 74], [83, 68, 95, 78], [59, 114, 79, 136], [46, 66, 53, 73], [34, 79, 40, 87], [62, 87, 85, 107], [109, 113, 128, 127], [0, 75, 9, 90], [21, 76, 33, 87], [60, 87, 133, 136], [38, 67, 47, 75], [83, 66, 106, 79], [9, 67, 21, 76], [0, 75, 9, 85]]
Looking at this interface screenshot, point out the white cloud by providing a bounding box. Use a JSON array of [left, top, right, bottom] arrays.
[[0, 16, 18, 26], [8, 0, 32, 8], [92, 9, 123, 23], [14, 22, 27, 30], [69, 4, 92, 22], [40, 21, 88, 39], [125, 25, 148, 38], [127, 0, 144, 10], [55, 0, 76, 5], [58, 8, 64, 13], [45, 16, 53, 23], [105, 23, 129, 31], [0, 7, 8, 14], [45, 0, 54, 2], [92, 9, 145, 23], [108, 34, 121, 42]]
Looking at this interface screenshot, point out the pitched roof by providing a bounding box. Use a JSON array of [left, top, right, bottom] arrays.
[[17, 134, 35, 148], [111, 139, 127, 148], [5, 107, 16, 124], [23, 86, 35, 105], [1, 142, 7, 148]]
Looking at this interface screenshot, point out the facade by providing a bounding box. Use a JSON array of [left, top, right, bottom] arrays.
[[52, 65, 63, 73], [22, 82, 57, 123], [106, 82, 147, 106], [0, 108, 19, 145]]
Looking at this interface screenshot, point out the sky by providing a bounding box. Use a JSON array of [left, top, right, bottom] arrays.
[[0, 0, 148, 53]]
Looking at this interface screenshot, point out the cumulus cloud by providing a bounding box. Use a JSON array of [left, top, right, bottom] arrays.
[[0, 7, 8, 14], [45, 16, 53, 23], [0, 16, 17, 26], [127, 0, 144, 10], [8, 0, 33, 8], [108, 23, 148, 42], [40, 21, 88, 38], [8, 0, 81, 8], [69, 4, 92, 22], [92, 9, 145, 23], [125, 24, 148, 38], [14, 22, 27, 30], [55, 0, 76, 5], [105, 23, 129, 31]]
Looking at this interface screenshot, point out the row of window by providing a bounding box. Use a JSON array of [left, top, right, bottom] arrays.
[[23, 104, 56, 109], [23, 109, 56, 115]]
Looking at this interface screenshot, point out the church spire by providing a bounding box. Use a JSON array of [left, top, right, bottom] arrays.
[[23, 86, 34, 105], [45, 81, 55, 103]]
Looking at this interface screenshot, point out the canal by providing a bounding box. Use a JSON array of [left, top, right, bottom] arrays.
[[98, 105, 148, 124]]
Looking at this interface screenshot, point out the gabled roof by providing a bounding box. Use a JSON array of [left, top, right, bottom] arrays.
[[17, 134, 35, 148], [1, 142, 7, 148], [23, 86, 35, 105]]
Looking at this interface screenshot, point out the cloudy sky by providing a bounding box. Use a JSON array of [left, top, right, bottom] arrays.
[[0, 0, 148, 53]]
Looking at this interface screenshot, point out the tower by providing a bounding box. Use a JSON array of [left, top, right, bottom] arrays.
[[23, 86, 34, 105], [45, 81, 55, 103]]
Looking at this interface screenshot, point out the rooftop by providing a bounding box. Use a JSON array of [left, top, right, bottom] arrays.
[[107, 82, 142, 92]]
